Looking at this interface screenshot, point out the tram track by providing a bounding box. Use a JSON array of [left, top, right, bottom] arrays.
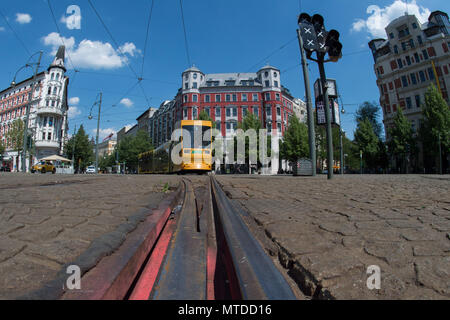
[[63, 176, 296, 300]]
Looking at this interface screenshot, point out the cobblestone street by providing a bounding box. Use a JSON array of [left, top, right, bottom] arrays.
[[216, 175, 450, 300], [0, 174, 181, 300]]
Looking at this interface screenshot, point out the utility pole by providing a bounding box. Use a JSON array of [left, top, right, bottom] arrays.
[[22, 51, 43, 173], [95, 93, 102, 174], [438, 133, 443, 175], [318, 57, 334, 180], [296, 29, 316, 176], [72, 125, 77, 173]]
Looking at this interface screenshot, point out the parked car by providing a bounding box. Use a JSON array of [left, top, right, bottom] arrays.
[[86, 166, 96, 174], [32, 161, 56, 174]]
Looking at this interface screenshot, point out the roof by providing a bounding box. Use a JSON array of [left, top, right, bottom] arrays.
[[49, 46, 66, 72], [202, 72, 261, 87], [183, 66, 202, 73]]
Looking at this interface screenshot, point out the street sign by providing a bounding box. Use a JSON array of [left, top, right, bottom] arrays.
[[314, 79, 338, 99], [294, 158, 314, 176], [316, 98, 341, 126]]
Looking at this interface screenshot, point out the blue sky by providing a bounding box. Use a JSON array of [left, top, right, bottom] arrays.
[[0, 0, 448, 140]]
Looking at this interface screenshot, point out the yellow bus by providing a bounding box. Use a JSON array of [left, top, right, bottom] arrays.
[[138, 120, 213, 174]]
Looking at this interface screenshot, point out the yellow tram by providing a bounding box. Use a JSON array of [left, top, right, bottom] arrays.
[[138, 120, 213, 174]]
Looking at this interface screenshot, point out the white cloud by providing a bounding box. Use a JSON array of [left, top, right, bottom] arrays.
[[16, 13, 32, 24], [68, 106, 81, 119], [120, 98, 134, 108], [351, 0, 431, 38], [42, 32, 139, 70], [119, 42, 141, 57], [69, 97, 80, 105]]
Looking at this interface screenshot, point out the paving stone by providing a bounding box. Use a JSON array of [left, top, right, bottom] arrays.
[[217, 174, 450, 300], [0, 237, 27, 263]]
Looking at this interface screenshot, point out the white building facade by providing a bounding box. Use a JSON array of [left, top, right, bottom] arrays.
[[0, 46, 70, 172], [368, 11, 450, 169]]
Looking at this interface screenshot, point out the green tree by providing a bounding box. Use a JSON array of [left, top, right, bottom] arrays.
[[354, 118, 380, 171], [356, 101, 383, 139], [0, 140, 5, 157], [388, 108, 417, 173], [6, 119, 25, 153], [117, 130, 153, 172], [420, 85, 450, 173], [65, 125, 94, 172], [197, 110, 217, 129], [281, 116, 309, 163]]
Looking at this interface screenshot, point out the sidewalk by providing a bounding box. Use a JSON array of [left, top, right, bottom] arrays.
[[216, 174, 450, 300], [0, 174, 181, 300]]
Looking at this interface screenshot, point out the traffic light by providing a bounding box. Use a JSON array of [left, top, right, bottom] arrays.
[[298, 13, 318, 52], [311, 14, 327, 53], [326, 29, 343, 62]]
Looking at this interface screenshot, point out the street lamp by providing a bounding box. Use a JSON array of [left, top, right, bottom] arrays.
[[11, 51, 43, 173], [88, 93, 103, 174]]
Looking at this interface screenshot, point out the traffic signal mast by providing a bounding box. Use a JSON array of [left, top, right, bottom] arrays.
[[297, 13, 343, 180]]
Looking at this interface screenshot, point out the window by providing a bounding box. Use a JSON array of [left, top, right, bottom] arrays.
[[242, 94, 248, 102], [242, 107, 248, 117], [184, 95, 188, 103], [277, 106, 281, 116], [389, 32, 395, 39], [275, 93, 280, 101], [226, 94, 231, 102], [419, 70, 426, 82], [274, 81, 279, 87], [411, 73, 417, 85], [226, 123, 231, 130], [422, 49, 429, 60], [225, 80, 235, 86], [414, 52, 420, 63], [226, 108, 231, 117], [216, 107, 221, 117], [185, 83, 189, 90], [232, 94, 237, 102], [417, 36, 423, 45], [401, 76, 408, 87], [412, 23, 418, 29], [427, 68, 435, 80], [415, 95, 421, 108], [265, 81, 270, 88], [233, 107, 237, 117], [183, 108, 188, 118], [265, 93, 270, 101], [253, 94, 258, 102], [51, 73, 54, 80], [277, 123, 282, 132], [193, 108, 198, 119], [401, 42, 407, 51], [215, 95, 221, 102], [56, 73, 60, 80], [205, 95, 210, 103], [406, 56, 411, 65], [397, 59, 403, 68], [48, 132, 52, 141], [253, 106, 259, 117], [192, 82, 198, 89], [266, 106, 272, 116], [406, 97, 412, 109], [394, 45, 399, 54], [204, 107, 210, 117], [216, 121, 221, 130]]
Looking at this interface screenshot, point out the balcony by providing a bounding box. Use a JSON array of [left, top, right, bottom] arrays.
[[36, 106, 64, 117], [35, 140, 60, 149]]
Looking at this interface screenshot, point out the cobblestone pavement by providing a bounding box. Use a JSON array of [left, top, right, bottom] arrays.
[[0, 173, 181, 300], [216, 174, 450, 300]]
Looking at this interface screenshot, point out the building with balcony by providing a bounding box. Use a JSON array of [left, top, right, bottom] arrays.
[[0, 46, 70, 172], [368, 10, 449, 169]]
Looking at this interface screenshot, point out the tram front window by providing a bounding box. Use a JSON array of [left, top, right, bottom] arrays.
[[183, 126, 211, 149]]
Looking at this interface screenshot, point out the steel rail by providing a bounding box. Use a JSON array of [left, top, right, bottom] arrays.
[[210, 176, 297, 300]]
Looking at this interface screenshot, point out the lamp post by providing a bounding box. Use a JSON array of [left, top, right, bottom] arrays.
[[11, 51, 43, 173], [88, 93, 102, 174]]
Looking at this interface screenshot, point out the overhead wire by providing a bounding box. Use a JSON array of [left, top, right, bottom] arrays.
[[0, 9, 31, 56], [179, 0, 192, 67]]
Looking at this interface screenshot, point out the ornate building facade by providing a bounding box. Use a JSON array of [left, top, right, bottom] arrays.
[[0, 46, 70, 172]]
